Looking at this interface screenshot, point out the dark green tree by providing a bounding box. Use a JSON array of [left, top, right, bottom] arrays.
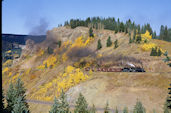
[[74, 93, 89, 113], [58, 41, 62, 48], [157, 48, 162, 56], [89, 27, 94, 37], [49, 97, 60, 113], [114, 39, 118, 49], [160, 25, 165, 40], [58, 90, 69, 113], [133, 99, 146, 113], [49, 90, 69, 113], [106, 36, 112, 47], [14, 78, 29, 112], [97, 39, 102, 50], [12, 96, 29, 113], [123, 107, 128, 113], [89, 104, 96, 113], [104, 102, 109, 113], [6, 82, 16, 112], [47, 47, 54, 54], [136, 35, 142, 44], [150, 48, 155, 56]]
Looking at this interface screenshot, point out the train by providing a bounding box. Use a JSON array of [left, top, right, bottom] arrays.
[[85, 67, 145, 72]]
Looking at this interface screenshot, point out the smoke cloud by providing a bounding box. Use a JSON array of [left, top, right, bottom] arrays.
[[28, 18, 49, 35]]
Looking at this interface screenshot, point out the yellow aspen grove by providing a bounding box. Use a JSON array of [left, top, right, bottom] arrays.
[[31, 65, 90, 101]]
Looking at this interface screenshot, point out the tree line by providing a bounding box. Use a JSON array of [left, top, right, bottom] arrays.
[[2, 78, 171, 113], [63, 17, 171, 42]]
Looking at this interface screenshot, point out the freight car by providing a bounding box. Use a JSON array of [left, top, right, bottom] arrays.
[[85, 67, 145, 72]]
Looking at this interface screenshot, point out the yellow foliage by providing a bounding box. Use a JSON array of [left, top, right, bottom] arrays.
[[141, 43, 156, 51], [8, 72, 12, 77], [38, 49, 45, 57], [37, 55, 58, 69], [25, 68, 31, 75], [6, 50, 12, 53], [2, 67, 9, 74], [12, 73, 20, 82], [62, 53, 68, 62], [3, 60, 13, 67], [31, 65, 90, 101], [62, 40, 72, 48], [141, 30, 152, 41]]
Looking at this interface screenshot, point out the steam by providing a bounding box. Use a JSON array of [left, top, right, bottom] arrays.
[[28, 18, 49, 35]]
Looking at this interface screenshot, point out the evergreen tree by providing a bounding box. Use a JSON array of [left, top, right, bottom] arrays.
[[89, 104, 96, 113], [150, 48, 155, 56], [58, 90, 69, 113], [49, 90, 69, 113], [106, 36, 112, 47], [133, 99, 146, 113], [58, 41, 62, 48], [114, 39, 118, 49], [157, 48, 162, 56], [74, 93, 89, 113], [115, 107, 118, 113], [6, 82, 16, 112], [160, 25, 165, 40], [164, 26, 169, 41], [104, 102, 109, 113], [136, 35, 142, 43], [47, 47, 54, 54], [14, 78, 29, 112], [97, 39, 102, 50], [89, 27, 94, 37], [12, 96, 29, 113], [49, 97, 60, 113], [123, 107, 128, 113]]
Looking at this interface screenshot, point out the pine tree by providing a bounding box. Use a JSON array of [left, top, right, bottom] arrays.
[[49, 90, 69, 113], [136, 35, 141, 44], [150, 48, 155, 56], [74, 93, 89, 113], [14, 78, 29, 113], [97, 39, 102, 50], [49, 97, 60, 113], [48, 47, 53, 54], [123, 107, 128, 113], [133, 99, 146, 113], [6, 82, 16, 112], [157, 48, 162, 56], [104, 101, 109, 113], [106, 36, 112, 47], [89, 27, 94, 37], [58, 89, 69, 113], [12, 96, 29, 113], [58, 41, 62, 48], [115, 107, 119, 113], [114, 39, 118, 49], [89, 104, 96, 113]]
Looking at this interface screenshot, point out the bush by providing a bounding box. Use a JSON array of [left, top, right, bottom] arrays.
[[106, 36, 112, 47]]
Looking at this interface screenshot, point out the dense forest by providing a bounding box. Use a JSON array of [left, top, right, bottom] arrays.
[[64, 17, 171, 42]]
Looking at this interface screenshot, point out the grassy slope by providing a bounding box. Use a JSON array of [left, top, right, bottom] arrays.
[[2, 26, 171, 113]]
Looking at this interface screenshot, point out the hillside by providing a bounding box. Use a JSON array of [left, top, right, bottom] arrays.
[[2, 26, 171, 113]]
